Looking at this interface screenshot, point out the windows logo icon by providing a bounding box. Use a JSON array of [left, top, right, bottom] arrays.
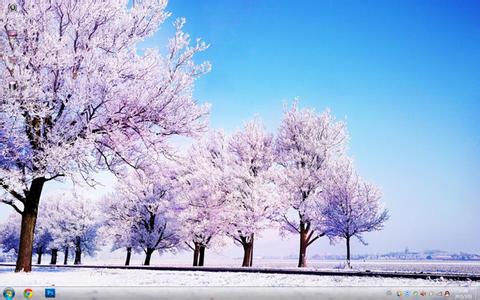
[[2, 287, 15, 300]]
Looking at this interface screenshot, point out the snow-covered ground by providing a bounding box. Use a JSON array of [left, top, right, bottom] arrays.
[[245, 259, 480, 275], [30, 249, 478, 275], [57, 256, 480, 275], [0, 266, 478, 287]]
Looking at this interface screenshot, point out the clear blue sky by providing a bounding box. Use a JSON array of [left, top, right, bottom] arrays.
[[156, 0, 480, 254], [1, 0, 479, 258]]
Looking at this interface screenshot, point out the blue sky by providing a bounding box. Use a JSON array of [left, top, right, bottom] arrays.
[[156, 0, 480, 254], [1, 0, 479, 258]]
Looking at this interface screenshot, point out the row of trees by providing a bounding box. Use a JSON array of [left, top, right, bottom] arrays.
[[0, 193, 99, 265], [1, 105, 389, 268], [0, 0, 387, 272], [0, 0, 210, 272]]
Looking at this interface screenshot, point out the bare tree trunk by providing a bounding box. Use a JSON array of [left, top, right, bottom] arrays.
[[63, 247, 69, 265], [15, 178, 45, 272], [36, 251, 43, 265], [298, 221, 308, 268], [192, 243, 200, 266], [74, 249, 81, 264], [242, 243, 251, 267], [346, 236, 351, 268], [241, 234, 254, 267], [249, 233, 254, 266], [198, 245, 206, 267], [144, 248, 154, 265], [74, 238, 82, 265], [50, 249, 58, 265], [125, 247, 132, 266]]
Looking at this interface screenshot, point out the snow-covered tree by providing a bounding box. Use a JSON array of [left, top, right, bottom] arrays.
[[0, 213, 21, 257], [320, 159, 389, 268], [65, 195, 100, 265], [226, 119, 279, 267], [1, 209, 58, 265], [100, 192, 138, 266], [32, 210, 53, 264], [0, 0, 210, 272], [106, 166, 182, 266], [275, 102, 348, 267], [177, 130, 230, 266], [41, 195, 72, 265], [41, 191, 100, 265]]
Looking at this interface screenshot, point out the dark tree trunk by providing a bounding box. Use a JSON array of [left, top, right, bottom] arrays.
[[192, 243, 200, 266], [63, 247, 69, 265], [198, 245, 206, 267], [125, 247, 132, 266], [74, 239, 82, 265], [249, 233, 254, 267], [50, 249, 58, 265], [346, 236, 351, 268], [242, 243, 251, 267], [144, 248, 154, 266], [241, 234, 254, 267], [15, 178, 45, 272], [298, 221, 308, 268], [36, 251, 43, 265]]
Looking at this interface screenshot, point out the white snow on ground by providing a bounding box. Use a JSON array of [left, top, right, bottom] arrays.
[[0, 267, 478, 287], [72, 251, 480, 275], [251, 260, 480, 275]]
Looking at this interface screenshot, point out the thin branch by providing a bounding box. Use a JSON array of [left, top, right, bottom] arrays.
[[307, 232, 325, 247], [282, 215, 300, 233], [184, 241, 195, 251], [0, 181, 26, 203], [1, 200, 23, 214], [45, 173, 65, 182]]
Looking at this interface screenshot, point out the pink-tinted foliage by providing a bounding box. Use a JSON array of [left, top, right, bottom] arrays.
[[0, 0, 210, 211]]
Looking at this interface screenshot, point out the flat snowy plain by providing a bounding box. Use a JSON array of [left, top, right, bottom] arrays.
[[201, 259, 480, 275], [1, 260, 479, 287], [0, 267, 476, 287]]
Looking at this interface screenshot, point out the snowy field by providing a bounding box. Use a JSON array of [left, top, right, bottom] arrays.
[[0, 266, 478, 287], [53, 256, 480, 275], [246, 259, 480, 275], [34, 250, 478, 275], [2, 259, 479, 288]]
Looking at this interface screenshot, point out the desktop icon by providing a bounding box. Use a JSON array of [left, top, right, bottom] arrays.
[[420, 290, 426, 296], [2, 287, 15, 300], [413, 291, 419, 296], [397, 290, 403, 297], [444, 291, 451, 297], [45, 288, 56, 298], [23, 288, 33, 299], [404, 290, 410, 297]]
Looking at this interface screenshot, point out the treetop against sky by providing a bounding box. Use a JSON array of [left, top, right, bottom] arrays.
[[0, 0, 479, 260], [153, 0, 480, 254]]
